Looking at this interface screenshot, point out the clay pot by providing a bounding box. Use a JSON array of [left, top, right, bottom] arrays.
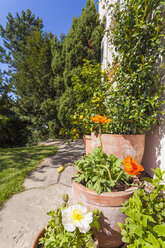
[[91, 133, 145, 164], [32, 226, 47, 248], [72, 181, 136, 248], [84, 135, 92, 155]]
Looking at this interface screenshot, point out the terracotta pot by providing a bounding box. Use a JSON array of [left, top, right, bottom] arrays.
[[91, 133, 145, 164], [72, 181, 136, 248], [32, 226, 47, 248], [84, 134, 92, 155]]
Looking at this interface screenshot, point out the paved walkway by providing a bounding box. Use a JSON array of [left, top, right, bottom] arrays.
[[0, 139, 85, 248]]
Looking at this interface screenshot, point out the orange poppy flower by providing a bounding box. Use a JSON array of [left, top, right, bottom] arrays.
[[123, 155, 144, 175], [90, 115, 111, 125]]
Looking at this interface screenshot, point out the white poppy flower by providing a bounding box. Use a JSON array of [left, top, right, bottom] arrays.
[[61, 204, 93, 233]]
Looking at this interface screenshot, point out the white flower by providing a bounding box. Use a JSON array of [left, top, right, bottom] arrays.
[[61, 204, 93, 233]]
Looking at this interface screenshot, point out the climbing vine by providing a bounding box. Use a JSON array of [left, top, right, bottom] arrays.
[[103, 0, 165, 134]]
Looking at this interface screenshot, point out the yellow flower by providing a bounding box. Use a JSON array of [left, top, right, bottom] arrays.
[[73, 129, 77, 133], [80, 115, 84, 120]]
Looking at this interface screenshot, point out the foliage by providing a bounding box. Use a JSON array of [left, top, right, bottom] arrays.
[[103, 0, 165, 134], [0, 9, 43, 67], [55, 0, 103, 133], [40, 194, 100, 248], [74, 147, 132, 194], [0, 2, 103, 144], [0, 145, 58, 208], [0, 70, 29, 147], [0, 10, 55, 144], [118, 168, 165, 247], [13, 30, 55, 134], [70, 60, 109, 137]]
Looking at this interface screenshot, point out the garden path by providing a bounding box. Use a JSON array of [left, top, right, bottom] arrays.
[[0, 139, 85, 248]]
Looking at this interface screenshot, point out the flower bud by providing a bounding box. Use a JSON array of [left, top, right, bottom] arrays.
[[54, 208, 60, 216], [55, 217, 60, 225], [62, 193, 69, 203], [57, 166, 65, 173], [61, 203, 66, 208]]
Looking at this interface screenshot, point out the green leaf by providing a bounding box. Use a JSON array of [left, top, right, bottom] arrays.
[[153, 225, 165, 237]]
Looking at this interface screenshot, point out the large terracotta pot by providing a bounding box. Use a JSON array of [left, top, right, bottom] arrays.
[[91, 133, 145, 164], [72, 181, 136, 248], [84, 134, 92, 155]]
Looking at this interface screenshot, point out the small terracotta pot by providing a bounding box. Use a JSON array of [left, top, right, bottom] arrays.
[[84, 134, 92, 155], [91, 133, 145, 164], [72, 181, 136, 248], [32, 226, 47, 248]]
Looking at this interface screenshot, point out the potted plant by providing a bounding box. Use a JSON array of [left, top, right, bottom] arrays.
[[58, 120, 144, 248], [32, 194, 100, 248], [71, 0, 165, 163], [118, 168, 165, 247], [70, 60, 108, 154], [71, 60, 145, 163]]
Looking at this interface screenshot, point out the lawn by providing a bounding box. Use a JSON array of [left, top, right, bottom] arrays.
[[0, 145, 58, 208]]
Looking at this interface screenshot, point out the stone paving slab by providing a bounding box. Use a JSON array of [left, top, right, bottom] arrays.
[[0, 139, 85, 248]]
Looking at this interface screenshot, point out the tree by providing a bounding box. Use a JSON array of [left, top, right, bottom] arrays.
[[0, 10, 57, 141], [52, 0, 103, 131], [0, 9, 43, 69]]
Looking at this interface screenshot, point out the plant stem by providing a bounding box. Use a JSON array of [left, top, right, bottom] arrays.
[[113, 170, 124, 183], [99, 123, 102, 151], [98, 164, 113, 182]]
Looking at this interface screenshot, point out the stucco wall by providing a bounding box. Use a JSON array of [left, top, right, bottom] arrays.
[[99, 0, 165, 178]]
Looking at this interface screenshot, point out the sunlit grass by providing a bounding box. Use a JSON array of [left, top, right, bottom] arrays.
[[0, 145, 58, 208]]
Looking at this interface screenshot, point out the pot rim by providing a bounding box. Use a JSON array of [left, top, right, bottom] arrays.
[[72, 180, 137, 196], [91, 133, 145, 137], [32, 225, 48, 248], [72, 180, 137, 207]]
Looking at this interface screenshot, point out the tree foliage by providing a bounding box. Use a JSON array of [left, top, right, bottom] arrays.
[[53, 0, 103, 131], [0, 1, 102, 145]]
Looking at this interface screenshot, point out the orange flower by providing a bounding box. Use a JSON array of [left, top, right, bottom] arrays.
[[123, 156, 144, 175], [90, 115, 111, 125]]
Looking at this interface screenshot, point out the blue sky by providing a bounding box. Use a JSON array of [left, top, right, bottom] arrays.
[[0, 0, 98, 39], [0, 0, 98, 71]]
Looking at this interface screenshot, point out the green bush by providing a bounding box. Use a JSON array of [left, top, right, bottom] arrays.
[[103, 0, 165, 134], [118, 168, 165, 247]]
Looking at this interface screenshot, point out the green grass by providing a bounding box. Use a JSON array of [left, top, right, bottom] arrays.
[[0, 145, 58, 208]]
